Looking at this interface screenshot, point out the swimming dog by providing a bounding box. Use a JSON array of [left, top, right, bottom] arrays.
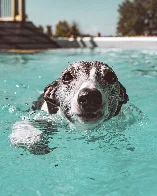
[[10, 61, 129, 154], [33, 61, 128, 127]]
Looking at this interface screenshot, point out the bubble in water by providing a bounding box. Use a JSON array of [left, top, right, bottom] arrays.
[[8, 106, 16, 113]]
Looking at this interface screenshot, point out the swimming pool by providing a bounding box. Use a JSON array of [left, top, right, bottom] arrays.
[[0, 48, 157, 196]]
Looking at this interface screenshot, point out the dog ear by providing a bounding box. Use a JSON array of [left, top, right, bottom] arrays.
[[43, 80, 59, 114], [119, 83, 129, 104], [114, 83, 129, 116]]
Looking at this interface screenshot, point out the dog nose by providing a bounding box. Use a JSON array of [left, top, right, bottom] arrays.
[[78, 88, 102, 112]]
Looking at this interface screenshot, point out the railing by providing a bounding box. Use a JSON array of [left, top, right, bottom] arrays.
[[0, 0, 12, 18], [0, 0, 26, 21]]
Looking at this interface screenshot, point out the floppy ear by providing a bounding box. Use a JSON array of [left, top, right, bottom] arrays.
[[119, 83, 129, 104], [114, 83, 129, 116], [43, 80, 60, 114]]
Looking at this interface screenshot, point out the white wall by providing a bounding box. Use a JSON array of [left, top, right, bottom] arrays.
[[54, 37, 157, 49]]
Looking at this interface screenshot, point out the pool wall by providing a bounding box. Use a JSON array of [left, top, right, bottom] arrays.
[[55, 37, 157, 49]]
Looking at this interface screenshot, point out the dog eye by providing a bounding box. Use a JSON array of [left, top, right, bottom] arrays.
[[62, 72, 73, 84], [103, 71, 117, 84]]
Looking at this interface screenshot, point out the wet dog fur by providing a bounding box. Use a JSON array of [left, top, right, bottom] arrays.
[[33, 61, 128, 127]]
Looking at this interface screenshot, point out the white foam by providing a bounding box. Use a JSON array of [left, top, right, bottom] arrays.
[[9, 121, 42, 147]]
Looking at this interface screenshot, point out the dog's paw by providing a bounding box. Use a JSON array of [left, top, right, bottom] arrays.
[[9, 121, 42, 148]]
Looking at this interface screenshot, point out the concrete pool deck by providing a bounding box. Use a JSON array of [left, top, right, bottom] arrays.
[[55, 37, 157, 49]]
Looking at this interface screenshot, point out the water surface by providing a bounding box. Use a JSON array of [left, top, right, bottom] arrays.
[[0, 48, 157, 196]]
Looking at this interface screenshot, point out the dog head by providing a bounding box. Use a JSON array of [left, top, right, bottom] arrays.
[[44, 61, 129, 127]]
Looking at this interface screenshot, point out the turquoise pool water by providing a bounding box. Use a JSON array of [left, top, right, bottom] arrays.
[[0, 48, 157, 196]]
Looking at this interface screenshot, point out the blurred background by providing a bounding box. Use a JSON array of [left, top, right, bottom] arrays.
[[0, 0, 157, 51], [26, 0, 157, 38]]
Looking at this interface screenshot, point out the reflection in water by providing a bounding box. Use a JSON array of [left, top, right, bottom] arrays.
[[0, 52, 48, 66], [0, 53, 28, 65]]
